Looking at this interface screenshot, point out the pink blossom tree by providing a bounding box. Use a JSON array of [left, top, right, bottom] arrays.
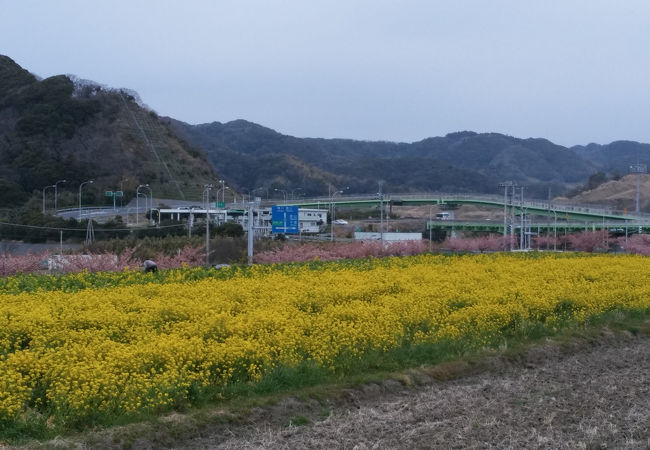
[[254, 240, 426, 263], [565, 231, 609, 252], [617, 234, 650, 255]]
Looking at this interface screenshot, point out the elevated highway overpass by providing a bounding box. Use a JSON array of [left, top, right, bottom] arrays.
[[57, 193, 650, 227], [283, 193, 650, 223]]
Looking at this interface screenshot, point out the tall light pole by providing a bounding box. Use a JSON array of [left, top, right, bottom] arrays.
[[630, 164, 647, 213], [42, 185, 55, 213], [241, 188, 251, 203], [204, 184, 213, 266], [329, 185, 343, 242], [274, 188, 287, 204], [147, 186, 153, 221], [252, 187, 267, 200], [136, 184, 151, 225], [428, 204, 433, 252], [216, 186, 230, 205], [247, 201, 255, 265], [78, 180, 94, 219], [218, 179, 225, 203], [120, 176, 128, 207], [291, 188, 303, 201], [519, 186, 525, 250], [54, 179, 66, 212], [378, 181, 384, 245], [553, 210, 557, 251], [202, 186, 211, 209], [499, 181, 515, 246]]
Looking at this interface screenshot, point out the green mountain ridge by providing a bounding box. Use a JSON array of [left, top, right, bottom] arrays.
[[167, 119, 602, 198], [168, 120, 650, 201], [571, 140, 650, 175]]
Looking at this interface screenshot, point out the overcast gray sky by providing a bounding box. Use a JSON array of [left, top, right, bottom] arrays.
[[1, 0, 649, 146]]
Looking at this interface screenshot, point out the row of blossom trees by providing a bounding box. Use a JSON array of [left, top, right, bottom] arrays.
[[2, 232, 650, 276], [442, 231, 649, 254], [0, 245, 205, 277], [255, 232, 650, 263], [254, 240, 426, 264]]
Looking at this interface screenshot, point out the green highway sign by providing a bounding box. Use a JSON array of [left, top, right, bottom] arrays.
[[115, 191, 123, 197], [216, 202, 226, 208], [105, 191, 113, 197]]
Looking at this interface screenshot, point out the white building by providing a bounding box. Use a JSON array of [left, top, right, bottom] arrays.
[[158, 207, 328, 235], [298, 208, 327, 233], [354, 232, 423, 241]]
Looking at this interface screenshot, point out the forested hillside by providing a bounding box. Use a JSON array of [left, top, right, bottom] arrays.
[[168, 120, 599, 198], [0, 55, 216, 209]]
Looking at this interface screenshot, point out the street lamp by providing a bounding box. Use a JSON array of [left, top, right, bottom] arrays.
[[274, 188, 287, 204], [54, 179, 66, 212], [553, 210, 557, 251], [241, 188, 251, 203], [629, 164, 647, 213], [253, 187, 269, 200], [42, 184, 55, 213], [120, 177, 128, 207], [78, 180, 94, 219], [377, 181, 384, 245], [44, 181, 66, 213], [216, 186, 230, 205], [291, 188, 303, 201], [428, 205, 433, 252], [329, 185, 344, 242], [147, 187, 153, 220], [218, 179, 225, 203], [202, 186, 211, 209], [136, 184, 151, 225]]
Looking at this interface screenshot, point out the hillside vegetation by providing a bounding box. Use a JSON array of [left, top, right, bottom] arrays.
[[168, 120, 603, 199], [0, 55, 216, 209], [562, 173, 650, 211], [168, 116, 650, 205]]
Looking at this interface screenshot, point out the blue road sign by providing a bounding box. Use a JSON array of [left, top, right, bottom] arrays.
[[271, 205, 299, 234]]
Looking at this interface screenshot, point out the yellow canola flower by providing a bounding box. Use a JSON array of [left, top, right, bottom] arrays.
[[0, 253, 649, 424]]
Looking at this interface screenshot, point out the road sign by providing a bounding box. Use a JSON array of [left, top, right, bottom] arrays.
[[271, 205, 299, 234], [105, 191, 113, 197], [115, 191, 123, 197], [215, 202, 226, 208]]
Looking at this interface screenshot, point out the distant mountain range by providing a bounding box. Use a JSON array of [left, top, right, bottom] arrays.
[[3, 53, 650, 211]]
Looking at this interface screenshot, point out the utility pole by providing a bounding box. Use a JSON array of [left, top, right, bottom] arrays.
[[78, 180, 94, 220], [519, 186, 526, 250], [630, 164, 647, 213], [499, 181, 515, 250], [247, 204, 254, 265], [378, 181, 384, 245], [510, 184, 517, 251], [329, 185, 343, 242], [204, 184, 213, 266], [428, 205, 433, 252], [547, 187, 551, 250]]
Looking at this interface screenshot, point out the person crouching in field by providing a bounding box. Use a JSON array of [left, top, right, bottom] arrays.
[[143, 259, 158, 273]]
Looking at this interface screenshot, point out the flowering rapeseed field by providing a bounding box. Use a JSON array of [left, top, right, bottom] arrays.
[[1, 253, 649, 429]]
